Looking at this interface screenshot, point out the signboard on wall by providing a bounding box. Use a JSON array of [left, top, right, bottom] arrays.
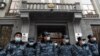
[[22, 33, 28, 42], [75, 33, 82, 41]]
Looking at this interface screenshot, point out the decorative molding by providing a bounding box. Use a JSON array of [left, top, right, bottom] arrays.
[[48, 3, 55, 8]]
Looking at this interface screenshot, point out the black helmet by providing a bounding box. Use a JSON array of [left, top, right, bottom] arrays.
[[42, 32, 50, 37], [77, 37, 86, 41], [14, 32, 22, 37], [87, 34, 93, 39], [77, 37, 82, 41], [28, 37, 34, 42]]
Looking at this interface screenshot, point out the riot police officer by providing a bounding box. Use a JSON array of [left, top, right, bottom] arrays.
[[87, 35, 99, 56], [24, 37, 37, 56], [5, 32, 25, 56], [73, 37, 92, 56], [83, 39, 93, 56], [37, 32, 56, 56], [59, 37, 74, 56]]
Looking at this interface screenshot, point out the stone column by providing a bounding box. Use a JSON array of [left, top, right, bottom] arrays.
[[68, 22, 76, 44], [73, 12, 82, 41], [20, 12, 30, 42]]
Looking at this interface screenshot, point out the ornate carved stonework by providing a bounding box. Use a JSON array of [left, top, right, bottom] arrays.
[[48, 3, 55, 8]]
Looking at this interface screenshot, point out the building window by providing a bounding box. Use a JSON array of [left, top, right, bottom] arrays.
[[9, 0, 21, 14], [82, 0, 96, 15]]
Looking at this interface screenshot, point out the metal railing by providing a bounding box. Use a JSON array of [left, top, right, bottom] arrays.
[[21, 2, 81, 12], [6, 9, 20, 16], [83, 14, 99, 18], [6, 2, 100, 18], [6, 2, 82, 16], [82, 10, 99, 18]]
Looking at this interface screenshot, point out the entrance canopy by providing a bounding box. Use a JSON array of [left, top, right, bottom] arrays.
[[29, 12, 74, 22]]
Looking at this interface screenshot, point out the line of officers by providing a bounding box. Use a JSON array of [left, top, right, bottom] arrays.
[[0, 32, 99, 56]]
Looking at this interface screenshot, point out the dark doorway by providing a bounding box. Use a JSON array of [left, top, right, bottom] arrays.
[[91, 25, 100, 54], [37, 25, 68, 43], [91, 25, 100, 43]]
